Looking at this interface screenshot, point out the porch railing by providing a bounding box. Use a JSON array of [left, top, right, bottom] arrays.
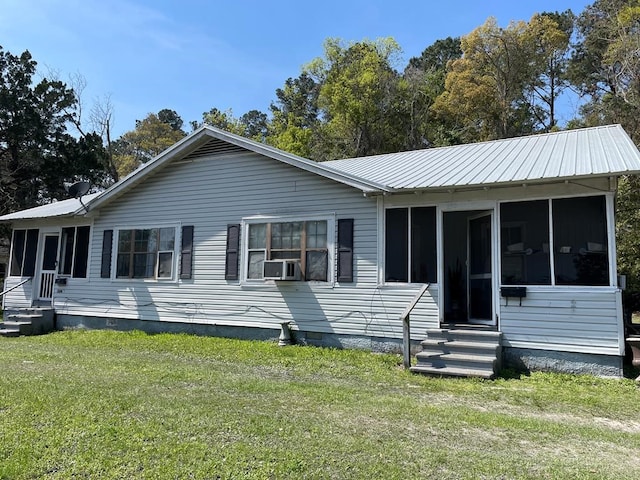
[[400, 283, 430, 369], [0, 277, 32, 299]]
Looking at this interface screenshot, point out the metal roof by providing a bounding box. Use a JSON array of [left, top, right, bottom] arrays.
[[323, 125, 640, 191], [2, 125, 639, 222], [0, 193, 101, 221]]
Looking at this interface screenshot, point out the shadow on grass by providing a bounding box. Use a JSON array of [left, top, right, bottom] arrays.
[[496, 367, 531, 380], [623, 364, 640, 380]]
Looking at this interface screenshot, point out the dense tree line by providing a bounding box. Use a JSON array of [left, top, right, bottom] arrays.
[[1, 0, 639, 308]]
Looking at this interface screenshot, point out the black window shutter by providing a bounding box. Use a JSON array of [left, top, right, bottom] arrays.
[[101, 230, 113, 278], [180, 225, 194, 279], [337, 219, 354, 282], [225, 224, 240, 280]]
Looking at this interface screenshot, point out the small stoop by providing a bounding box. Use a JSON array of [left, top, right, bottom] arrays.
[[410, 327, 503, 379], [0, 308, 54, 338]]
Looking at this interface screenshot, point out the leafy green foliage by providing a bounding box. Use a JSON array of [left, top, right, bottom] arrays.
[[0, 47, 109, 215], [268, 73, 320, 157], [1, 330, 639, 479], [112, 112, 187, 178], [432, 16, 571, 142], [402, 37, 463, 148], [305, 37, 406, 160]]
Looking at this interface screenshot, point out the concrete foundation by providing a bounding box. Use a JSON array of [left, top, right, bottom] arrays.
[[56, 314, 624, 377], [503, 347, 623, 378], [55, 314, 412, 354]]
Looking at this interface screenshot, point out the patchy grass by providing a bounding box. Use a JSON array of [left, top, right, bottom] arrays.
[[1, 330, 639, 479]]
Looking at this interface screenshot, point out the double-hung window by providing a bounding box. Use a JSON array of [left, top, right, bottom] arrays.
[[115, 227, 176, 279], [245, 218, 329, 281]]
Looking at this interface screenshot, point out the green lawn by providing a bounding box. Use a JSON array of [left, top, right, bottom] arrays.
[[1, 330, 639, 479]]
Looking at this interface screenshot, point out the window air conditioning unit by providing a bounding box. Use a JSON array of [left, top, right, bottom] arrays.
[[263, 260, 300, 280]]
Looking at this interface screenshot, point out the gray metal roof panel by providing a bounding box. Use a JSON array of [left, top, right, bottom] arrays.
[[0, 192, 101, 221], [323, 125, 640, 190]]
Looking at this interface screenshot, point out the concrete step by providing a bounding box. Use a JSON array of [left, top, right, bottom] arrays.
[[415, 352, 498, 371], [5, 312, 52, 335], [410, 364, 495, 379], [426, 328, 502, 344], [420, 339, 500, 357], [2, 321, 33, 335], [0, 328, 21, 338], [412, 327, 503, 379]]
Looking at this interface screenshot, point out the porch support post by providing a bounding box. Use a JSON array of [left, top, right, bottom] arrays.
[[403, 314, 411, 369], [400, 284, 429, 369]]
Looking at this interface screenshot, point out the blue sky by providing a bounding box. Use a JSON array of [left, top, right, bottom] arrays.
[[1, 0, 593, 137]]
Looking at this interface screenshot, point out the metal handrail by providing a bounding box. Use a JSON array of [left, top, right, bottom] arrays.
[[400, 283, 430, 369], [0, 277, 32, 298]]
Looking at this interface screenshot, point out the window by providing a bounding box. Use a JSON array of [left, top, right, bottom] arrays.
[[500, 200, 551, 285], [385, 207, 437, 283], [9, 229, 38, 277], [59, 226, 90, 278], [245, 220, 329, 281], [553, 196, 609, 286], [115, 227, 176, 279], [499, 196, 610, 287]]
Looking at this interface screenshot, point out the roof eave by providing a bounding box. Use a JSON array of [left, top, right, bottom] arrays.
[[395, 172, 634, 195]]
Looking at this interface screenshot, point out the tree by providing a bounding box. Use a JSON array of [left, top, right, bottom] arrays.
[[526, 11, 575, 131], [193, 107, 270, 142], [0, 47, 108, 215], [268, 73, 320, 157], [432, 17, 539, 142], [157, 108, 184, 132], [239, 110, 269, 141], [568, 0, 640, 314], [402, 37, 463, 148], [63, 73, 119, 183], [113, 112, 186, 178], [305, 37, 405, 160]]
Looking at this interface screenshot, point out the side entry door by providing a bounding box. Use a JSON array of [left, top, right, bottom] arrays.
[[38, 234, 59, 301], [468, 213, 493, 324]]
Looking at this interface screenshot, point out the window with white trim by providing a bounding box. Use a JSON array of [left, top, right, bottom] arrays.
[[385, 206, 437, 283], [9, 229, 39, 277], [245, 219, 330, 281], [500, 195, 610, 286], [115, 227, 176, 279], [59, 226, 91, 278]]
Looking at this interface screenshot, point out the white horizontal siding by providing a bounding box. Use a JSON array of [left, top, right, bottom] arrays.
[[53, 151, 440, 340], [499, 287, 623, 355], [2, 277, 33, 309]]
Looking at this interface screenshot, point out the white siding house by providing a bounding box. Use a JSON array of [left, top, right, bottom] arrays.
[[3, 124, 640, 376]]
